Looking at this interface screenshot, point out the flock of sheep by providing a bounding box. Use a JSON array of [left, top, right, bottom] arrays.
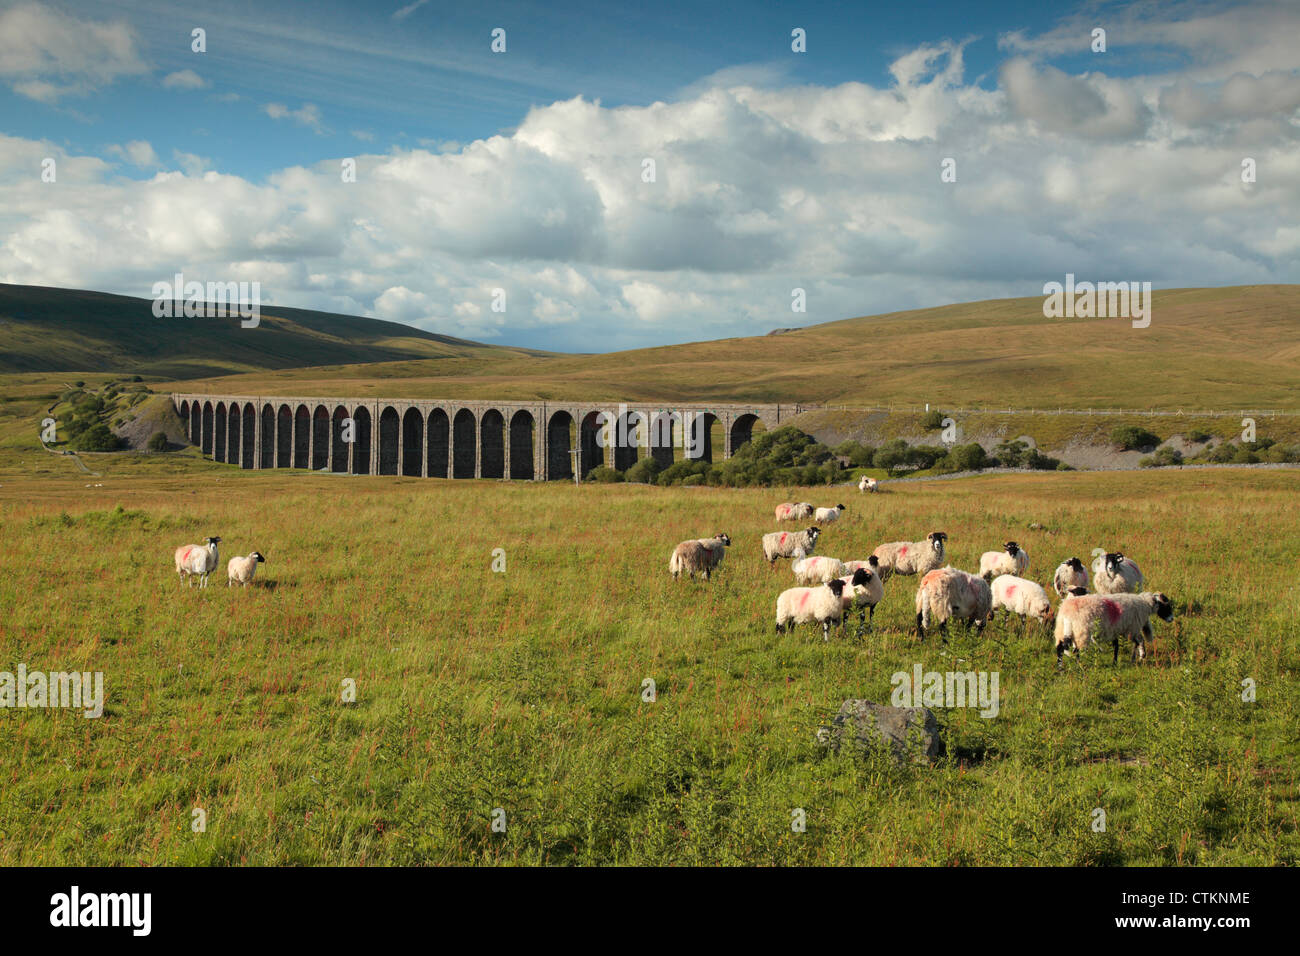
[[670, 500, 1176, 667], [173, 536, 266, 588]]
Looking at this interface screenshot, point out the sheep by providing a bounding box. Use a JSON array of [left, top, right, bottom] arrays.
[[227, 551, 266, 587], [914, 567, 992, 642], [978, 541, 1029, 581], [814, 504, 846, 523], [775, 502, 814, 522], [775, 578, 847, 642], [791, 555, 845, 585], [872, 531, 947, 581], [174, 536, 221, 588], [838, 565, 885, 635], [762, 527, 820, 566], [1092, 551, 1144, 594], [1052, 557, 1089, 596], [841, 555, 882, 576], [669, 533, 731, 581], [1053, 591, 1174, 666], [990, 574, 1053, 630], [858, 475, 877, 493]]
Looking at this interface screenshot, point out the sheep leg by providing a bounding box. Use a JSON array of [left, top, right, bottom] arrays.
[[1112, 638, 1120, 666], [822, 619, 831, 642], [915, 611, 925, 642]]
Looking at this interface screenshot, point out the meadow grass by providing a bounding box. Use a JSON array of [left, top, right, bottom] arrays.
[[0, 464, 1296, 865]]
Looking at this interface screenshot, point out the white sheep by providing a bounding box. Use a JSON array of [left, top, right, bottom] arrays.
[[814, 504, 846, 523], [762, 526, 820, 566], [872, 531, 947, 581], [1054, 591, 1174, 666], [775, 502, 814, 522], [990, 574, 1053, 629], [858, 475, 877, 493], [838, 565, 885, 635], [791, 555, 846, 585], [227, 551, 266, 587], [775, 578, 847, 641], [978, 541, 1029, 581], [669, 533, 731, 581], [914, 566, 992, 642], [1052, 557, 1089, 596], [174, 536, 220, 588], [1091, 551, 1144, 594]]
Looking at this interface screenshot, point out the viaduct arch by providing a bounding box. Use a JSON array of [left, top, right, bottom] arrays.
[[172, 394, 797, 480]]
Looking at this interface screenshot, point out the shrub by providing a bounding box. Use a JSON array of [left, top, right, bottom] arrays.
[[147, 431, 169, 452], [131, 375, 144, 382], [681, 474, 704, 487], [993, 439, 1029, 468], [72, 424, 123, 452], [832, 440, 875, 469], [921, 410, 946, 430], [587, 466, 624, 483], [936, 442, 990, 473], [624, 458, 661, 484], [1185, 429, 1212, 443], [1111, 425, 1161, 451], [73, 380, 85, 388], [1140, 445, 1183, 468]]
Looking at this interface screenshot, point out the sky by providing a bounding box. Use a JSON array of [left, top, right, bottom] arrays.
[[1, 0, 1297, 352]]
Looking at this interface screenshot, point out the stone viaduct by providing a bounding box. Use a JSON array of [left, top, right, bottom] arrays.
[[170, 394, 811, 480]]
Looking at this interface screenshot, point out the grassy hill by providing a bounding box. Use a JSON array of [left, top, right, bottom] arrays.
[[159, 285, 1300, 409], [0, 284, 546, 379]]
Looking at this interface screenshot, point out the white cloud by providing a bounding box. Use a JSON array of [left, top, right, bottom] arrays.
[[107, 140, 159, 168], [162, 69, 208, 91], [0, 2, 147, 102], [264, 102, 325, 133], [392, 0, 431, 21]]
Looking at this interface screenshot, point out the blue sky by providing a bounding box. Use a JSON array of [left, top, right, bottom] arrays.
[[2, 0, 1298, 351]]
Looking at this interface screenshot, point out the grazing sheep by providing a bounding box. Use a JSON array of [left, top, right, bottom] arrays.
[[1091, 551, 1144, 594], [858, 475, 877, 493], [669, 533, 731, 580], [979, 541, 1029, 581], [775, 578, 847, 641], [872, 531, 947, 581], [174, 536, 221, 588], [1054, 591, 1174, 666], [227, 551, 266, 587], [841, 555, 883, 576], [990, 574, 1053, 629], [838, 565, 885, 635], [762, 527, 820, 566], [914, 567, 992, 642], [1052, 557, 1089, 596], [775, 502, 814, 522], [792, 555, 846, 585], [814, 504, 846, 523]]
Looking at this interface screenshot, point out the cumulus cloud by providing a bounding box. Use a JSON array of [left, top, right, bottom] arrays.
[[1, 4, 1298, 351], [162, 69, 208, 91], [264, 102, 325, 133], [107, 140, 159, 168], [0, 2, 147, 101]]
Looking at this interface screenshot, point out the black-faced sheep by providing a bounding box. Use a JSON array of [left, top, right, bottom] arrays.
[[669, 533, 731, 581], [1053, 591, 1174, 666], [762, 527, 820, 566], [914, 566, 992, 642], [175, 536, 221, 588], [775, 578, 847, 641], [1052, 557, 1089, 596], [979, 541, 1029, 581], [872, 531, 947, 581]]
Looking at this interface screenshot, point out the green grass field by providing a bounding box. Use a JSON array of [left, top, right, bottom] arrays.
[[1, 463, 1296, 865]]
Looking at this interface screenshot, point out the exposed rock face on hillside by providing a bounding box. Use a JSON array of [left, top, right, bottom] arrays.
[[112, 395, 188, 451]]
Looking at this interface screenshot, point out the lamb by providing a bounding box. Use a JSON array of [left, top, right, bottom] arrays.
[[914, 566, 992, 642], [979, 541, 1029, 581], [775, 502, 815, 522], [872, 531, 947, 581], [990, 574, 1053, 629], [814, 504, 846, 523], [1091, 551, 1144, 594], [669, 533, 731, 581], [227, 551, 267, 587], [791, 555, 845, 585], [858, 475, 877, 493], [1052, 557, 1089, 596], [762, 527, 820, 566], [174, 536, 221, 588], [838, 565, 885, 635], [775, 578, 847, 641], [1053, 591, 1174, 666]]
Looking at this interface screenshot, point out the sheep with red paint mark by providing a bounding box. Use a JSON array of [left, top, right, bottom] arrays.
[[775, 578, 847, 641], [1091, 551, 1144, 594], [979, 541, 1029, 581], [228, 551, 267, 587], [1053, 557, 1089, 596], [1054, 591, 1174, 666], [914, 566, 991, 641], [838, 564, 885, 635], [775, 502, 814, 522], [669, 533, 731, 581], [762, 526, 820, 566], [174, 536, 221, 588], [872, 531, 946, 582], [791, 555, 845, 585], [990, 574, 1053, 628]]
